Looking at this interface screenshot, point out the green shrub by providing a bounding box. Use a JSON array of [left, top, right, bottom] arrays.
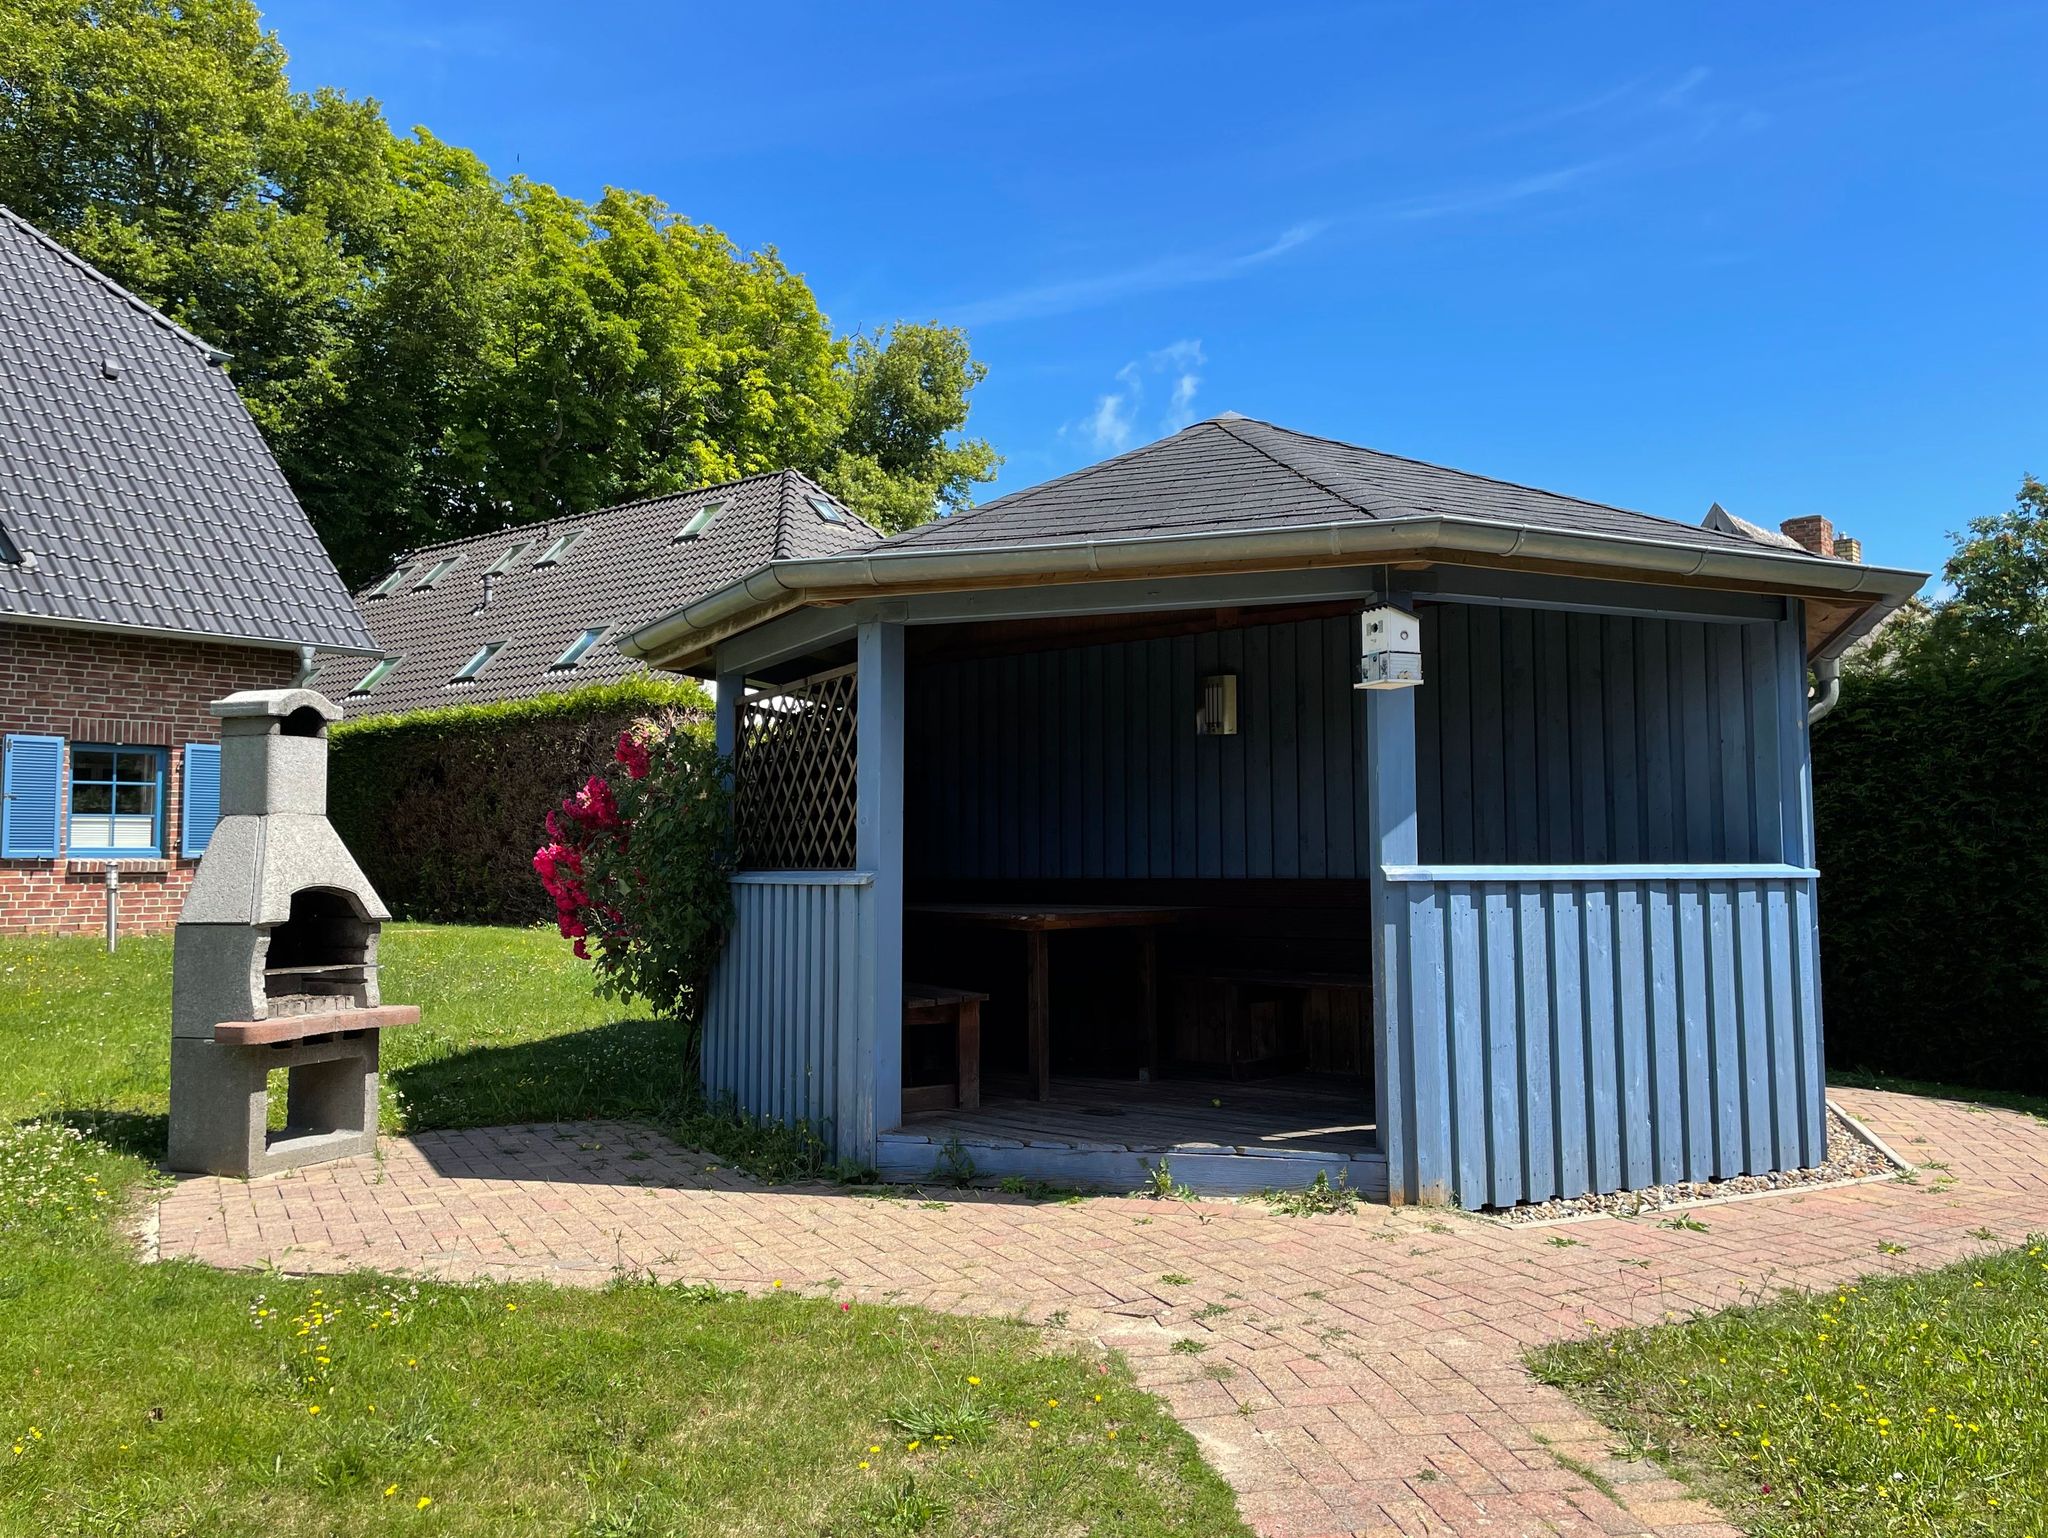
[[1812, 656, 2048, 1091], [327, 679, 709, 923]]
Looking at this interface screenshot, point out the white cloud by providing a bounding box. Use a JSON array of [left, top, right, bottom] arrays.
[[1070, 340, 1207, 452], [948, 225, 1323, 329]]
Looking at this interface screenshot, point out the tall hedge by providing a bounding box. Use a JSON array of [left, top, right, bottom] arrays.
[[329, 679, 712, 924], [1812, 658, 2048, 1090]]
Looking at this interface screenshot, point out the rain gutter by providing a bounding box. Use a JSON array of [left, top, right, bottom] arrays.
[[621, 514, 1925, 671]]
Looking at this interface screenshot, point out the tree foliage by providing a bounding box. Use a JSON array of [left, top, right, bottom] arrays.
[[1852, 475, 2048, 674], [0, 0, 997, 579]]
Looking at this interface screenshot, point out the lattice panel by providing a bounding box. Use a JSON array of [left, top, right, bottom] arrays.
[[734, 665, 858, 869]]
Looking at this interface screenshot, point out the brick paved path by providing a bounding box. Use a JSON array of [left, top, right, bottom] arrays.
[[155, 1089, 2048, 1537]]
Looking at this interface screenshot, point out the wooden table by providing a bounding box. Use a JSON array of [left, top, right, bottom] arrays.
[[905, 904, 1180, 1100]]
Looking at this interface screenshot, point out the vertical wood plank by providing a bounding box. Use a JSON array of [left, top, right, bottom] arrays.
[[1568, 614, 1608, 862], [1436, 604, 1474, 863], [1517, 884, 1557, 1201], [1536, 610, 1574, 864], [1483, 882, 1522, 1207], [1297, 618, 1329, 878], [1415, 614, 1443, 863], [1322, 618, 1357, 878], [1468, 604, 1509, 864], [1148, 636, 1175, 877], [1549, 884, 1589, 1198], [1270, 628, 1300, 878], [1502, 607, 1540, 865], [1647, 881, 1684, 1184], [1244, 623, 1274, 878], [1582, 883, 1619, 1193], [1083, 644, 1107, 878], [1638, 621, 1676, 863], [1614, 882, 1653, 1189], [1196, 628, 1224, 878], [1736, 879, 1772, 1172]]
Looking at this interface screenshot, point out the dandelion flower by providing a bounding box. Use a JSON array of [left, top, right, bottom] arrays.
[[307, 1406, 321, 1416], [907, 1440, 920, 1451], [1048, 1399, 1059, 1408], [967, 1376, 980, 1386], [417, 1495, 432, 1510], [868, 1445, 880, 1454], [858, 1461, 870, 1470], [385, 1485, 398, 1498], [1028, 1420, 1039, 1429]]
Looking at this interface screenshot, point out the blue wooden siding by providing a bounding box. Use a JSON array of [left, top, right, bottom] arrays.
[[700, 872, 880, 1160], [908, 606, 1774, 880], [908, 615, 1370, 881], [1378, 868, 1825, 1207], [1415, 605, 1781, 865]]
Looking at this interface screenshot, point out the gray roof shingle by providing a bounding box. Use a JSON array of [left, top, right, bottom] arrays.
[[322, 469, 879, 715], [0, 207, 375, 653], [883, 414, 1773, 556]]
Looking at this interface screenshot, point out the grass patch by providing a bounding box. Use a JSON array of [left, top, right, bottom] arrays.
[[0, 930, 1253, 1537], [1264, 1169, 1359, 1217], [0, 926, 842, 1183], [1829, 1068, 2048, 1123], [1530, 1239, 2048, 1536]]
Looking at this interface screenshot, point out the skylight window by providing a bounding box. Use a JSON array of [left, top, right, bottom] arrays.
[[452, 640, 507, 682], [364, 566, 410, 599], [807, 494, 846, 524], [0, 523, 22, 565], [413, 555, 461, 590], [482, 540, 533, 576], [350, 655, 404, 695], [534, 529, 584, 566], [674, 501, 724, 542], [551, 626, 610, 670]]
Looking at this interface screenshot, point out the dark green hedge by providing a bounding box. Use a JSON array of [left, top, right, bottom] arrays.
[[1812, 658, 2048, 1091], [329, 679, 711, 924]]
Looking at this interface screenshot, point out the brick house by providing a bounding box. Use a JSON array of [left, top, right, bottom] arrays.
[[0, 208, 375, 936]]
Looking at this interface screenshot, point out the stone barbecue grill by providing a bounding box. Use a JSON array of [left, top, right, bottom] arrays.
[[167, 688, 416, 1177]]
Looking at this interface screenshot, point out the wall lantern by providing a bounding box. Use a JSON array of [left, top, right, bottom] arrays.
[[1355, 605, 1423, 690], [1196, 672, 1239, 735]]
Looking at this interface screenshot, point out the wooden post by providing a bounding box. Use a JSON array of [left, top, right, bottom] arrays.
[[1364, 592, 1443, 1204], [855, 619, 906, 1159], [956, 998, 981, 1111], [1026, 929, 1050, 1101]]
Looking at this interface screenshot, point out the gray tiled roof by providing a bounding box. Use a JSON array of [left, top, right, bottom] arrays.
[[322, 470, 880, 715], [883, 414, 1772, 556], [0, 207, 375, 653]]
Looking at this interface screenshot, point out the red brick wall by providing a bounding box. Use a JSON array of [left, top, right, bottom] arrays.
[[1, 623, 299, 936]]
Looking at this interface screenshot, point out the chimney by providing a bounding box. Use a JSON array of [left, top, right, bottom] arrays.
[[1779, 516, 1835, 559], [1834, 535, 1864, 564]]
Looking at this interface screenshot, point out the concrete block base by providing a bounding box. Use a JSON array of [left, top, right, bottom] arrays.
[[168, 1033, 379, 1178]]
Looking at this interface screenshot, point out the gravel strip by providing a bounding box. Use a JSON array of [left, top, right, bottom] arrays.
[[1488, 1107, 1902, 1224]]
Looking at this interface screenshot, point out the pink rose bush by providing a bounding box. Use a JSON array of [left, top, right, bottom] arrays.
[[534, 716, 733, 1039]]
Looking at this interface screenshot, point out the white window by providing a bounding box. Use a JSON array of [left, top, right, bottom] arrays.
[[67, 745, 164, 857], [452, 641, 507, 681], [534, 529, 584, 566], [364, 566, 410, 599], [350, 655, 404, 695], [482, 540, 532, 576], [552, 626, 609, 670], [413, 556, 461, 590], [807, 493, 845, 524], [674, 501, 724, 541]]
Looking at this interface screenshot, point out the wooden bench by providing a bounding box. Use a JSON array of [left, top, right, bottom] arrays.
[[902, 985, 986, 1114], [1196, 969, 1370, 1079]]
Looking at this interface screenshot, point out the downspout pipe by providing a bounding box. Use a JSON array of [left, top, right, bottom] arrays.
[[292, 643, 318, 686], [1807, 655, 1842, 726]]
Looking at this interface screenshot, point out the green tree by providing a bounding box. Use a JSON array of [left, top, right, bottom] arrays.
[[0, 0, 994, 580], [1858, 476, 2048, 674], [822, 324, 999, 533]]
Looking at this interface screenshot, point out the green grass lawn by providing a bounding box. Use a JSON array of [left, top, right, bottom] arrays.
[[1531, 1241, 2048, 1537], [0, 925, 1250, 1537]]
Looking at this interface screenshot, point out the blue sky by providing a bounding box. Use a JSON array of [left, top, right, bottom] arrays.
[[265, 1, 2048, 583]]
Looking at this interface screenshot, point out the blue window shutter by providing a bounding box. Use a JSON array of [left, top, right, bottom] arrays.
[[180, 743, 222, 858], [2, 734, 65, 859]]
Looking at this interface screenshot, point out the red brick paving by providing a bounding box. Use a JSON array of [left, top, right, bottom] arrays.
[[153, 1090, 2048, 1537]]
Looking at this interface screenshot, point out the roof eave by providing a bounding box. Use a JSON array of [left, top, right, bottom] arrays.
[[2, 608, 383, 657], [620, 515, 1927, 671]]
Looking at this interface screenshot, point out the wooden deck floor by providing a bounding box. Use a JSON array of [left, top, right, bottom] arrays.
[[879, 1073, 1387, 1196]]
